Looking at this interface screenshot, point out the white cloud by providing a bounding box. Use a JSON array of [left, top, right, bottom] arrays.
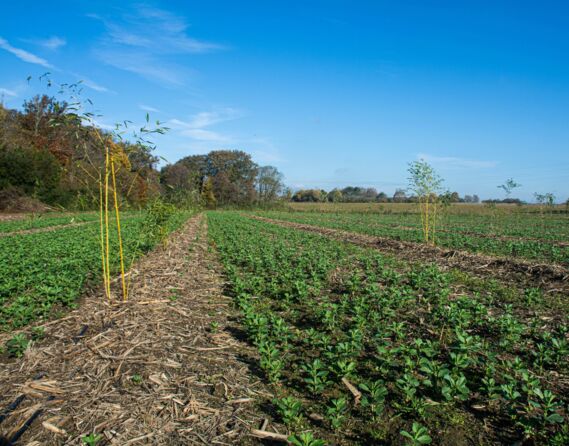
[[0, 87, 17, 97], [81, 78, 110, 93], [37, 36, 66, 50], [169, 108, 245, 142], [417, 153, 497, 169], [91, 119, 116, 131], [94, 49, 187, 85], [169, 108, 284, 164], [139, 104, 160, 113], [0, 37, 52, 67], [91, 5, 225, 85], [186, 108, 243, 128], [180, 127, 231, 142]]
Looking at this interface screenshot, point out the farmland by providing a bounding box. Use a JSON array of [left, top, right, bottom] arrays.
[[0, 210, 191, 331], [209, 211, 568, 445], [0, 206, 567, 445], [252, 207, 569, 265]]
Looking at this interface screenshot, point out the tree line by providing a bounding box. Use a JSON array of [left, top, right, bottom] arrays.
[[291, 187, 481, 204], [0, 95, 286, 210]]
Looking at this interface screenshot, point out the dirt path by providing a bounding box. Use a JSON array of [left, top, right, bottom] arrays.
[[0, 214, 278, 445], [251, 215, 569, 294]]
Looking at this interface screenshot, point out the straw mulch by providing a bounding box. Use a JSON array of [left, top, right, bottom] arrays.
[[0, 214, 279, 445]]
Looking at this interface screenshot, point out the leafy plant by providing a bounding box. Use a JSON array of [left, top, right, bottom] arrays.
[[288, 431, 326, 446], [400, 422, 432, 445], [326, 396, 348, 430], [273, 396, 303, 426], [81, 433, 102, 446], [6, 333, 29, 358], [302, 359, 330, 394]]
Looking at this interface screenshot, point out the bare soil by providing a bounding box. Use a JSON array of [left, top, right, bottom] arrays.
[[251, 215, 569, 294], [0, 214, 280, 445]]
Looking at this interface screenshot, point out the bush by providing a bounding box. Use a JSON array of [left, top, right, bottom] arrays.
[[0, 144, 62, 203]]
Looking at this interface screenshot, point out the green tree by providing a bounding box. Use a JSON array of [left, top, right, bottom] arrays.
[[408, 159, 444, 244]]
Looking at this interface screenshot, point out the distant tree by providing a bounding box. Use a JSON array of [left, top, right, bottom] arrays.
[[449, 191, 460, 203], [329, 188, 343, 202], [161, 150, 258, 206], [498, 178, 521, 198], [393, 188, 407, 203], [472, 194, 480, 203], [377, 191, 388, 202], [208, 150, 258, 205], [257, 165, 284, 202], [292, 189, 322, 202], [464, 194, 473, 203], [534, 192, 555, 207], [408, 159, 444, 244], [283, 187, 293, 201]]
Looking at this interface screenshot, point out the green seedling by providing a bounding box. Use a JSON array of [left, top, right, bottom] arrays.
[[273, 396, 303, 425], [400, 422, 432, 445], [6, 333, 29, 358]]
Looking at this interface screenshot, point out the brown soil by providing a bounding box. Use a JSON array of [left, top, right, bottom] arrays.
[[0, 214, 280, 445], [251, 215, 569, 294], [0, 188, 54, 213]]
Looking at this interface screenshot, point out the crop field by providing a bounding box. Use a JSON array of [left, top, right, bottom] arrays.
[[0, 211, 148, 234], [0, 210, 191, 331], [252, 209, 569, 265], [1, 207, 567, 445], [209, 211, 568, 444]]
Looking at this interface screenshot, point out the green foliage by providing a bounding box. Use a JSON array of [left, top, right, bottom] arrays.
[[207, 212, 569, 444], [0, 211, 191, 330], [254, 210, 569, 265], [273, 396, 303, 426], [6, 333, 29, 357], [81, 433, 102, 446], [288, 432, 326, 446], [0, 144, 62, 203], [400, 423, 432, 445], [325, 396, 348, 430], [141, 199, 177, 247], [302, 359, 330, 394], [31, 326, 45, 340], [131, 374, 143, 385]]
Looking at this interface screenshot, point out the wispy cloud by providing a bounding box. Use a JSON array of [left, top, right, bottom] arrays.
[[139, 104, 161, 113], [169, 108, 244, 142], [0, 87, 18, 97], [91, 5, 225, 85], [33, 36, 66, 50], [168, 108, 284, 164], [91, 119, 116, 131], [417, 153, 498, 169], [78, 76, 111, 93], [0, 37, 52, 68]]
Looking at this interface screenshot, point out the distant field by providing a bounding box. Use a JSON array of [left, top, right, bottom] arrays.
[[254, 205, 569, 265], [287, 201, 568, 215]]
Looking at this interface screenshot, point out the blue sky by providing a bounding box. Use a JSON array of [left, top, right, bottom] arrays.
[[1, 1, 568, 201]]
